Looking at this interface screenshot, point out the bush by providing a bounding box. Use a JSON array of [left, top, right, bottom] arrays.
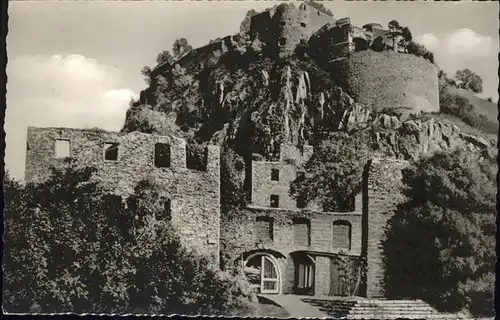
[[383, 150, 495, 317], [406, 41, 434, 63], [3, 166, 257, 315]]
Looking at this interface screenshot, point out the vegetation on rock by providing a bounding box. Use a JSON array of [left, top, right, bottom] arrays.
[[383, 149, 495, 317]]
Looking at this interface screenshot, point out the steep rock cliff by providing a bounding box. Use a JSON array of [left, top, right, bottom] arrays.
[[122, 9, 495, 207]]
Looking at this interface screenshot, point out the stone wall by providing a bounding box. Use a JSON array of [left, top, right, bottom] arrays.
[[222, 207, 363, 266], [251, 144, 317, 210], [363, 158, 410, 297], [221, 206, 362, 294], [251, 3, 334, 57], [335, 50, 440, 115], [25, 126, 221, 266]]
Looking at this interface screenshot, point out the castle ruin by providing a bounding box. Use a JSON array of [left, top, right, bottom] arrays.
[[25, 129, 409, 298]]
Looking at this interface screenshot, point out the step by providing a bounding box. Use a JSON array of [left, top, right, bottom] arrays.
[[351, 307, 438, 312], [346, 314, 463, 320]]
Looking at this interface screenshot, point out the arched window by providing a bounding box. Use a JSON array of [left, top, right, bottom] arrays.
[[332, 220, 351, 250]]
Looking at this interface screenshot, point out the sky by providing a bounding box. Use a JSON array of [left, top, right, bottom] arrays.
[[6, 0, 499, 180]]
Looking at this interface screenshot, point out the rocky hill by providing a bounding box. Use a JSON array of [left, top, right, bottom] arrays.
[[122, 2, 496, 206]]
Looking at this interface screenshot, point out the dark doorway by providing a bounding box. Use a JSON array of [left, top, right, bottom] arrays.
[[293, 253, 315, 295]]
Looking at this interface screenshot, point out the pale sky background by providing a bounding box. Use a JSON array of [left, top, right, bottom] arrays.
[[6, 1, 499, 180]]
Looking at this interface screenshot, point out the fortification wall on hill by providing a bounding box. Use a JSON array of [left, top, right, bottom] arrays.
[[333, 50, 440, 115], [25, 126, 221, 266], [251, 3, 334, 57]]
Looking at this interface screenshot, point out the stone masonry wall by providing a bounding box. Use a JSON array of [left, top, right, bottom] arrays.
[[251, 3, 334, 58], [315, 256, 331, 295], [363, 157, 409, 297], [222, 206, 362, 294], [337, 50, 440, 115], [25, 126, 221, 266], [251, 143, 317, 210], [222, 207, 362, 266]]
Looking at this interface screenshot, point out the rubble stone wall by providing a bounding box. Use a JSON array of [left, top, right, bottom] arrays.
[[25, 126, 221, 266], [363, 158, 409, 297]]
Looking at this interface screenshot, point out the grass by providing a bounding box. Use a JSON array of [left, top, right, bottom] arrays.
[[444, 86, 497, 120]]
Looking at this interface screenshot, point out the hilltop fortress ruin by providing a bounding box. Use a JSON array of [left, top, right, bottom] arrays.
[[149, 2, 439, 117], [25, 2, 495, 301]]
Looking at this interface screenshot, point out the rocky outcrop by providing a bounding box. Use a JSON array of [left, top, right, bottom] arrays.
[[337, 105, 496, 160]]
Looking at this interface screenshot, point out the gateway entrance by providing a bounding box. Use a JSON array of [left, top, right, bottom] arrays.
[[244, 254, 280, 294]]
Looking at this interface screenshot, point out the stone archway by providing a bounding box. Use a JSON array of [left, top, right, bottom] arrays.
[[243, 252, 283, 294]]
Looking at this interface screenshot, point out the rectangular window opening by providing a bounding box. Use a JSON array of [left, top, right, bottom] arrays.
[[154, 143, 171, 168], [256, 216, 274, 243], [104, 142, 119, 161], [332, 222, 352, 251], [55, 139, 70, 158], [270, 195, 279, 208], [293, 219, 311, 246], [159, 198, 172, 221], [271, 168, 280, 181]]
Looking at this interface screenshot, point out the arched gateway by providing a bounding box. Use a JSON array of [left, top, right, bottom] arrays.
[[243, 252, 282, 294]]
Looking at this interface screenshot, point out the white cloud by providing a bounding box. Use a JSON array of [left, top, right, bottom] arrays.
[[415, 29, 498, 101], [416, 29, 496, 59], [415, 33, 440, 52], [6, 54, 138, 180]]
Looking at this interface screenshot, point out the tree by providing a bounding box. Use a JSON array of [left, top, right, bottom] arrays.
[[172, 38, 193, 60], [124, 179, 257, 316], [406, 41, 434, 63], [156, 50, 175, 65], [141, 66, 152, 85], [239, 9, 257, 33], [398, 26, 413, 52], [383, 150, 495, 317], [3, 165, 257, 315], [3, 166, 132, 313], [387, 20, 401, 31], [290, 131, 372, 212], [455, 69, 483, 94]]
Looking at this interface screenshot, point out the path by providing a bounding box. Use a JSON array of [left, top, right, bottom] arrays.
[[258, 294, 329, 318]]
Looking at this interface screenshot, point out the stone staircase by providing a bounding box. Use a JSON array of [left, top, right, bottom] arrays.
[[301, 298, 468, 319]]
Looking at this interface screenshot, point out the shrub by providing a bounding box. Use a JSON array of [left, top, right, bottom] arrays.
[[3, 166, 257, 315], [290, 131, 372, 212]]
